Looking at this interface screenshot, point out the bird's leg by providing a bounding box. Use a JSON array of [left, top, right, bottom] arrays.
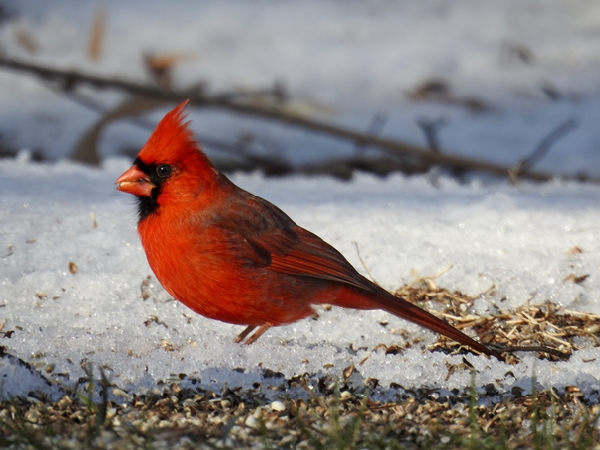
[[243, 324, 271, 345], [233, 325, 256, 343]]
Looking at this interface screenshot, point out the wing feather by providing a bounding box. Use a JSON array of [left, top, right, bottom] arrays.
[[212, 189, 371, 291], [267, 228, 372, 291]]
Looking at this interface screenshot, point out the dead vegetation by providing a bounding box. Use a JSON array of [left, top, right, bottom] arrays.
[[0, 53, 586, 184], [1, 277, 600, 448], [394, 270, 599, 362], [0, 5, 585, 181], [1, 366, 599, 449], [1, 9, 599, 448]]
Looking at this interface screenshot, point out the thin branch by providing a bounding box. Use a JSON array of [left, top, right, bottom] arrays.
[[510, 118, 578, 182], [51, 87, 290, 171], [416, 117, 447, 153], [528, 118, 578, 168], [57, 88, 406, 178], [354, 112, 387, 155], [0, 55, 594, 183], [62, 93, 249, 160]]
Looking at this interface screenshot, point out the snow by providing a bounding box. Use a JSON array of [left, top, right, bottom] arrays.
[[2, 155, 600, 402], [1, 0, 600, 402]]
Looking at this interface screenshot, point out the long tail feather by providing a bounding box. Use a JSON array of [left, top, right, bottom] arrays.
[[336, 286, 502, 360]]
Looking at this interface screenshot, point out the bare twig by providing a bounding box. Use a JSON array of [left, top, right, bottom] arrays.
[[298, 155, 429, 179], [0, 55, 594, 182], [416, 117, 447, 153], [65, 92, 398, 179], [43, 85, 432, 177], [509, 118, 578, 183], [72, 97, 166, 164], [58, 89, 290, 171], [354, 112, 387, 155]]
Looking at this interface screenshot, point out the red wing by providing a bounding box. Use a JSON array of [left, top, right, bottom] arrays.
[[267, 227, 372, 291], [212, 191, 371, 291]]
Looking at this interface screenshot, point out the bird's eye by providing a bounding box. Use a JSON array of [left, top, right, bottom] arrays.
[[156, 164, 172, 178]]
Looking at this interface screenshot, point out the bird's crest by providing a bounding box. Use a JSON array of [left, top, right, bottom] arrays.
[[138, 100, 209, 166]]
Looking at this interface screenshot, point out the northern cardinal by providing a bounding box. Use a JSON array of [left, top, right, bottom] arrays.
[[116, 101, 501, 359]]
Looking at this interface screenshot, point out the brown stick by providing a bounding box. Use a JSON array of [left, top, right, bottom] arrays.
[[509, 118, 578, 182], [0, 55, 595, 183]]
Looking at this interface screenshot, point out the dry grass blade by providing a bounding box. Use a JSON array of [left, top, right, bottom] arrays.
[[1, 273, 599, 448], [352, 241, 377, 284], [88, 6, 105, 61], [403, 265, 453, 291], [392, 280, 599, 361], [1, 380, 598, 449]]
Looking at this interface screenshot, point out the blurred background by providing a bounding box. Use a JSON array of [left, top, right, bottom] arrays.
[[1, 0, 599, 179]]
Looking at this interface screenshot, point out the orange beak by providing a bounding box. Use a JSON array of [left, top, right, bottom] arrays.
[[115, 166, 154, 197]]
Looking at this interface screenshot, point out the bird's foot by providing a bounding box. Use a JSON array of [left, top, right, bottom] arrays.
[[233, 324, 271, 344]]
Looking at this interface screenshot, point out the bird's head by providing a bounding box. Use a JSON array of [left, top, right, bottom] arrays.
[[115, 100, 220, 221]]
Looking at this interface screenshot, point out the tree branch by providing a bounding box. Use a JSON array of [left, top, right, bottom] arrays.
[[509, 118, 578, 182], [0, 55, 594, 183]]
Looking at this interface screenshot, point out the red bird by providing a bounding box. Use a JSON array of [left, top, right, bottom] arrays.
[[116, 101, 501, 359]]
